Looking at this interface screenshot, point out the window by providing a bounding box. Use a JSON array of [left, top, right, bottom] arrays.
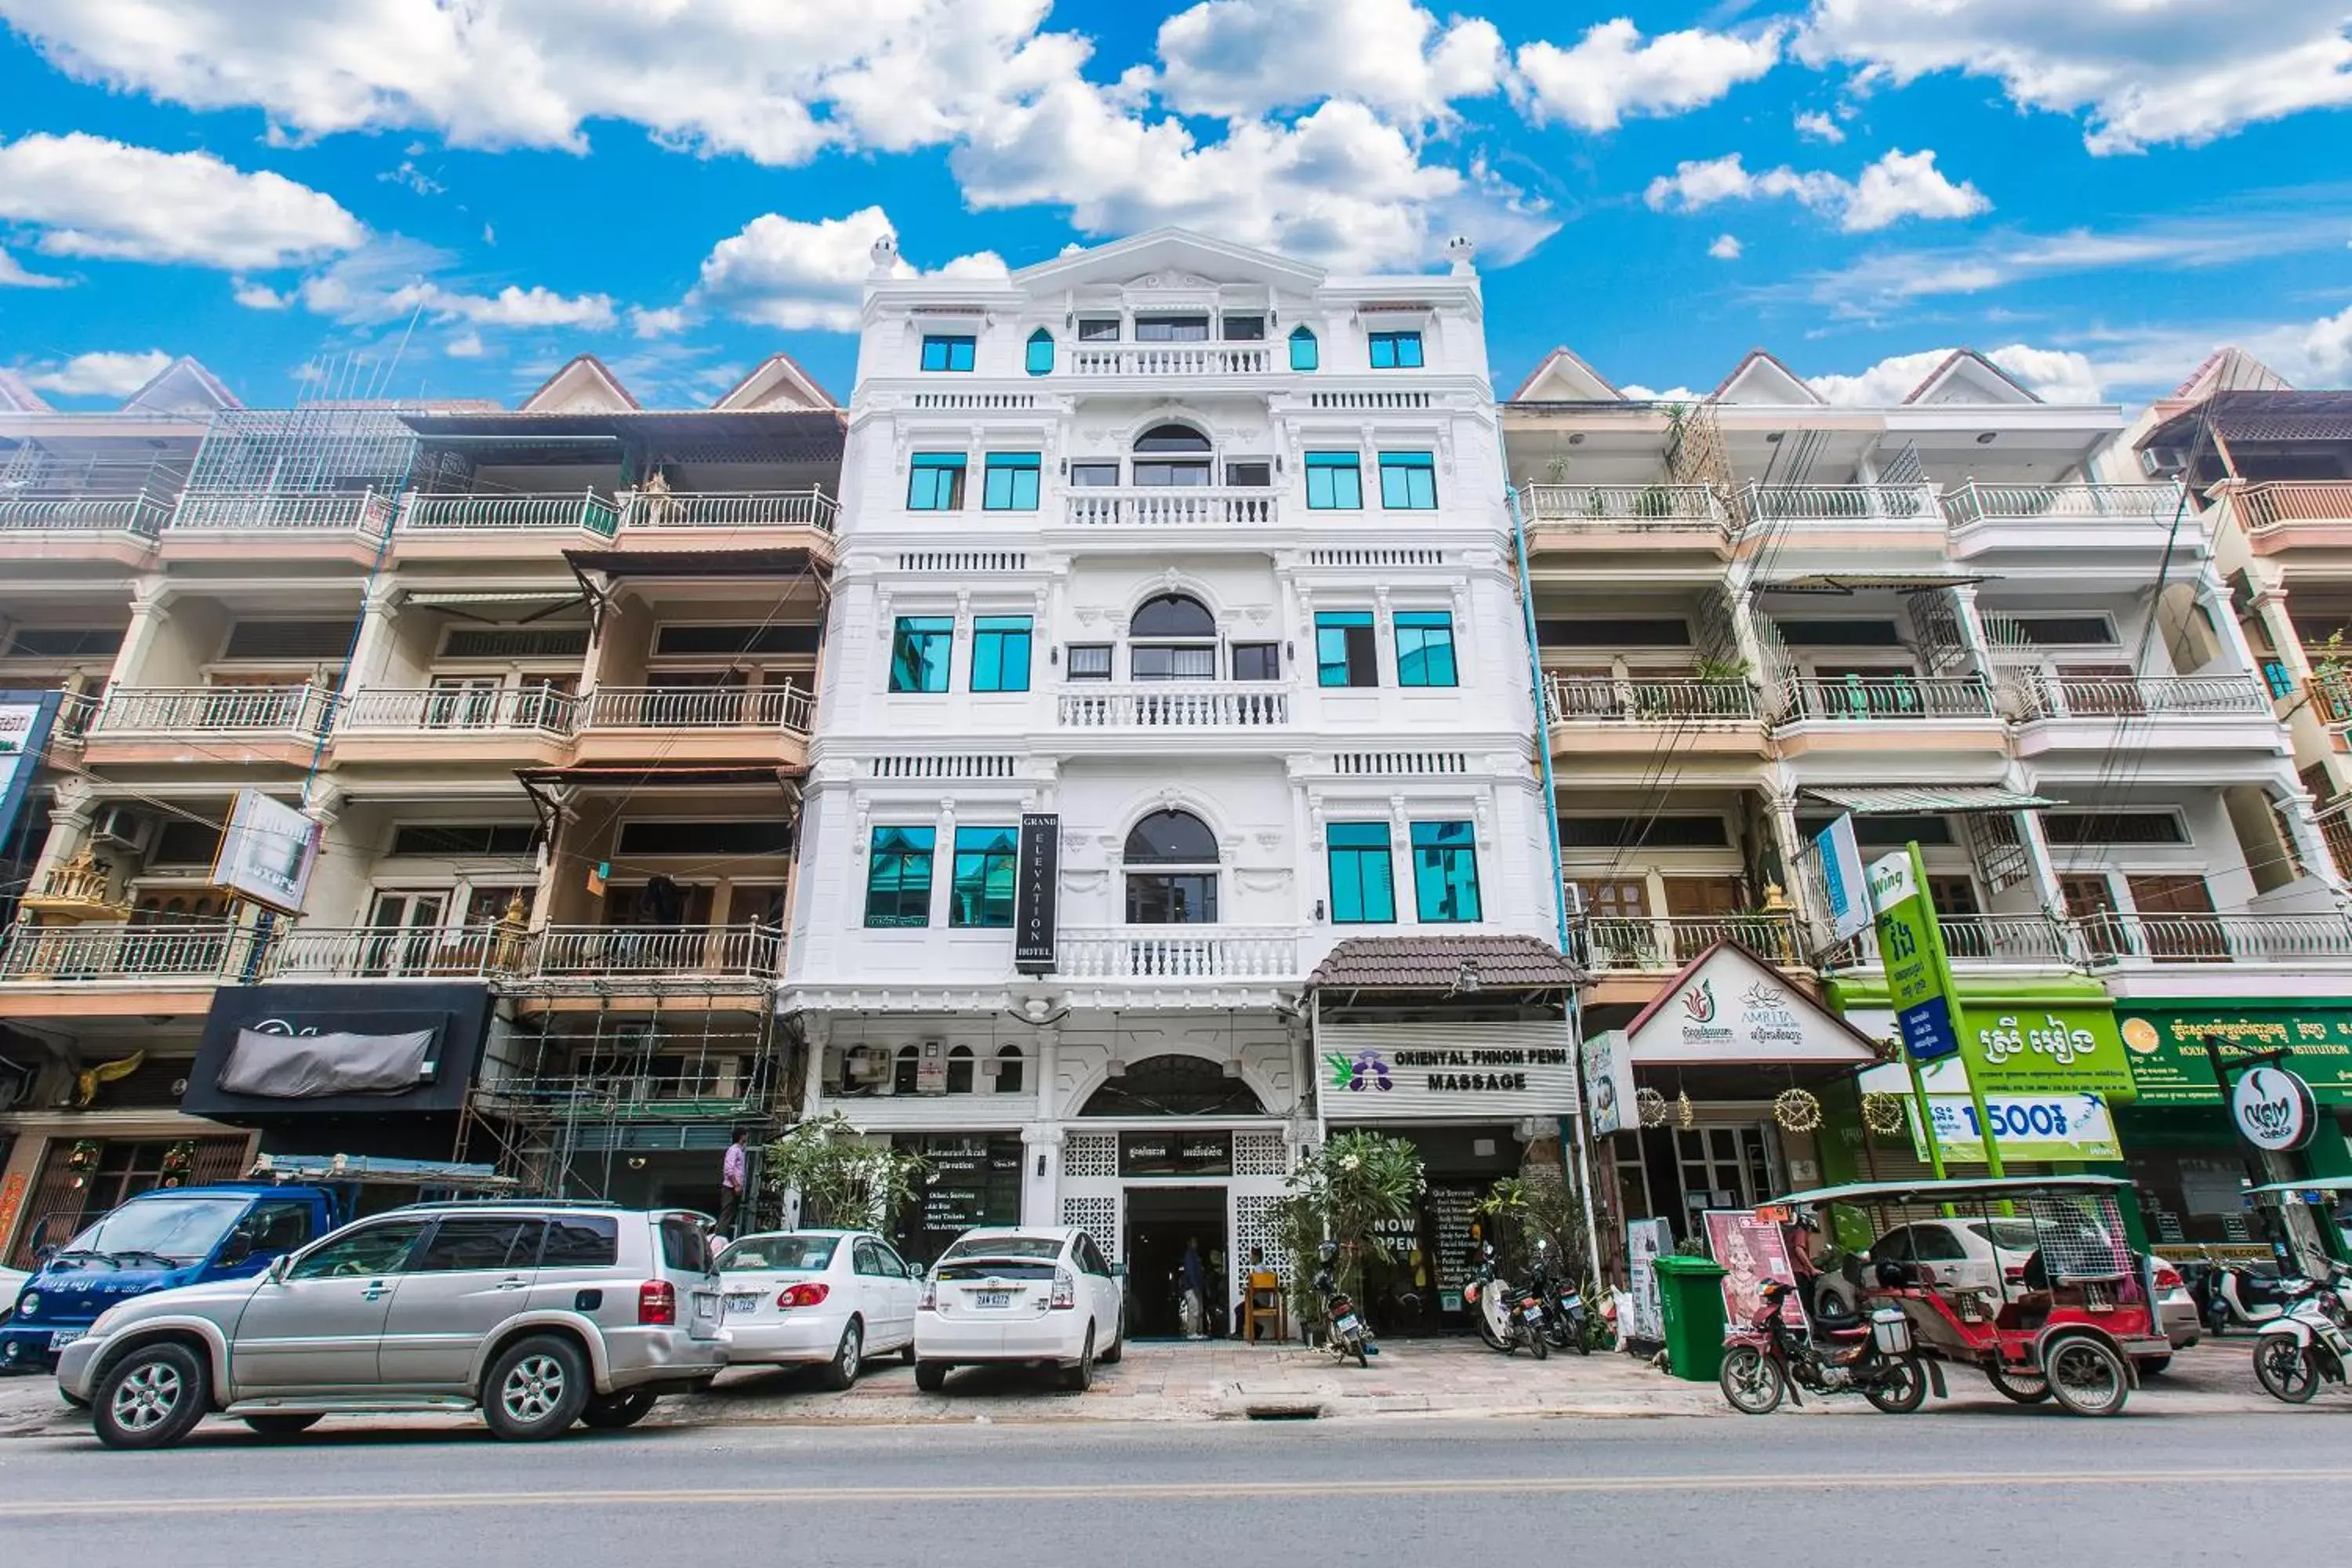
[[1225, 460, 1272, 487], [995, 1046, 1025, 1094], [1076, 318, 1120, 342], [1069, 463, 1120, 488], [946, 1046, 975, 1094], [1134, 423, 1212, 488], [1131, 593, 1218, 681], [1124, 808, 1219, 924], [889, 616, 954, 694], [1231, 643, 1280, 681], [389, 823, 539, 858], [907, 452, 966, 510], [1537, 618, 1691, 649], [655, 623, 820, 657], [1394, 611, 1457, 687], [950, 826, 1018, 927], [1369, 329, 1424, 368], [1024, 328, 1054, 376], [1561, 815, 1729, 850], [1135, 315, 1209, 342], [853, 1238, 887, 1275], [865, 826, 935, 927], [150, 820, 224, 866], [1305, 452, 1362, 509], [416, 1218, 542, 1272], [971, 616, 1032, 692], [289, 1220, 426, 1281], [1316, 611, 1377, 688], [1066, 644, 1112, 681], [2042, 811, 2190, 846], [539, 1216, 620, 1267], [1327, 822, 1396, 924], [659, 1216, 710, 1273], [1378, 451, 1438, 510], [1221, 314, 1265, 341], [982, 452, 1041, 511], [1289, 325, 1319, 371], [1411, 820, 1482, 923], [613, 820, 791, 858], [920, 334, 975, 372], [894, 1046, 920, 1095]]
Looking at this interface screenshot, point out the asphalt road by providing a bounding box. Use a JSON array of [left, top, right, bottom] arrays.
[[4, 1410, 2348, 1567]]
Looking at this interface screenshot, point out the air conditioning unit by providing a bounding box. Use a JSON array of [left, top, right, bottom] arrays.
[[2140, 445, 2187, 478], [90, 805, 154, 855]]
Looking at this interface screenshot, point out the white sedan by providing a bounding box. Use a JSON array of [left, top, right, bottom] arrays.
[[716, 1230, 920, 1388], [913, 1226, 1123, 1393]]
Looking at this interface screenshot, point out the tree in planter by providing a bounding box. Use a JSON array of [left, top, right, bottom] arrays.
[[1476, 1171, 1590, 1283], [1274, 1131, 1426, 1332], [760, 1112, 927, 1232]]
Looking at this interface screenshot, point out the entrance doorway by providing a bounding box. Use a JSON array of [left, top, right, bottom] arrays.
[[1123, 1186, 1227, 1338]]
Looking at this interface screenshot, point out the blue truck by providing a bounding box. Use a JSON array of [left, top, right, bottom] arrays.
[[0, 1154, 514, 1376]]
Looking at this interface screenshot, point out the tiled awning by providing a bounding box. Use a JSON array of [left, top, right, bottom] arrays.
[[1802, 785, 2060, 815]]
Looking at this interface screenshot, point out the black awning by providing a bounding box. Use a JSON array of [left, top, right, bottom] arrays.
[[564, 545, 826, 580]]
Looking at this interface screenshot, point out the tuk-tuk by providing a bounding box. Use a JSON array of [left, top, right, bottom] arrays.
[[1769, 1174, 2170, 1417]]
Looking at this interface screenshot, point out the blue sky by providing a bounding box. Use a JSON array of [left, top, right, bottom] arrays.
[[2, 1, 2349, 411]]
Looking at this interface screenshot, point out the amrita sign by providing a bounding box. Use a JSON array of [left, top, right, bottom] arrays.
[[2116, 1000, 2352, 1106]]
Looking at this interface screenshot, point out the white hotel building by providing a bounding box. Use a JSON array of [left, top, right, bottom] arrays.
[[780, 230, 1564, 1324]]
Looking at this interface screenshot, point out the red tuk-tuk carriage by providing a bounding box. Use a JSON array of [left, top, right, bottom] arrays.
[[1771, 1174, 2170, 1417]]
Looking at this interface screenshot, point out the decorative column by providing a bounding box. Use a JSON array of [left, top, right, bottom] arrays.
[[106, 575, 175, 691]]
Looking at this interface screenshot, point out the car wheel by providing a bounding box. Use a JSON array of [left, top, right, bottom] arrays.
[[579, 1392, 659, 1430], [1099, 1310, 1124, 1365], [93, 1341, 210, 1450], [241, 1414, 323, 1439], [2044, 1335, 2130, 1417], [481, 1334, 591, 1442], [914, 1359, 950, 1393], [818, 1319, 863, 1392], [1061, 1325, 1096, 1392]]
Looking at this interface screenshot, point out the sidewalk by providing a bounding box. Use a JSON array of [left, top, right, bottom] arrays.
[[0, 1335, 2321, 1439]]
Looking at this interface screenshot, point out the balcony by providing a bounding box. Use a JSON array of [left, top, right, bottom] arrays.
[[0, 488, 174, 539], [1065, 345, 1272, 378], [0, 922, 254, 987], [2003, 671, 2271, 721], [1738, 482, 1942, 533], [1057, 683, 1290, 730], [2223, 481, 2352, 553], [1772, 675, 1998, 726], [1062, 487, 1276, 529], [2077, 910, 2352, 967], [479, 1065, 768, 1121], [616, 488, 837, 533], [89, 684, 336, 741], [1826, 914, 2076, 971], [576, 684, 813, 733], [336, 684, 578, 737], [1574, 913, 1806, 972], [1051, 926, 1300, 985], [168, 489, 397, 536], [1545, 674, 1760, 724], [1943, 481, 2184, 532], [518, 924, 782, 989], [263, 924, 514, 981], [1518, 483, 1730, 549], [2312, 670, 2352, 727], [397, 490, 619, 537]]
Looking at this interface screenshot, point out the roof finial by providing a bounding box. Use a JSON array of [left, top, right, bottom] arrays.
[[869, 230, 899, 279], [1445, 234, 1476, 275]]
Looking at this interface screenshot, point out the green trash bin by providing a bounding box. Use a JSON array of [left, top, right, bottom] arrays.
[[1651, 1254, 1730, 1382]]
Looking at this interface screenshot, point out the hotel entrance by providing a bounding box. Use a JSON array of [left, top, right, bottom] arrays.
[[1123, 1185, 1229, 1338]]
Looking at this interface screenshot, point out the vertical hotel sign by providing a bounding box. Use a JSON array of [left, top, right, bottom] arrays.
[[1867, 845, 1961, 1064], [1014, 812, 1060, 974]]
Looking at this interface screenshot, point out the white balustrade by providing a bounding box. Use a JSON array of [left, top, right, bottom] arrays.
[[1065, 345, 1273, 377], [619, 489, 837, 532], [1943, 481, 2185, 528], [400, 490, 619, 535], [1544, 675, 1759, 724], [337, 685, 578, 734], [169, 489, 395, 535], [578, 684, 813, 732], [1062, 488, 1276, 527], [1518, 483, 1723, 529], [1051, 926, 1300, 982], [1057, 684, 1290, 728], [93, 684, 336, 737]]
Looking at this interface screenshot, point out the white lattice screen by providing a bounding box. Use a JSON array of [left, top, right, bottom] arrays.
[[1062, 1196, 1118, 1258], [1233, 1132, 1287, 1177], [1063, 1133, 1117, 1178]]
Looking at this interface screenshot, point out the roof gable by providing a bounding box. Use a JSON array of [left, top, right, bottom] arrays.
[[521, 354, 640, 413], [713, 352, 834, 412], [1711, 349, 1824, 407], [1621, 941, 1880, 1066], [120, 356, 238, 416], [2172, 345, 2292, 400], [0, 368, 52, 413], [1511, 347, 1621, 402], [1904, 349, 2038, 407], [1012, 226, 1328, 293]]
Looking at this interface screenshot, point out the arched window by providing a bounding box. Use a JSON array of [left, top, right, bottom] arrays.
[[1025, 328, 1054, 376], [893, 1044, 920, 1096], [946, 1044, 975, 1094], [1133, 423, 1211, 488], [1124, 809, 1218, 924], [1079, 1054, 1266, 1116], [994, 1046, 1025, 1095], [1127, 593, 1216, 681], [1289, 325, 1319, 372]]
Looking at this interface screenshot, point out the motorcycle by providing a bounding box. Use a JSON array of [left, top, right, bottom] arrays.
[[1465, 1241, 1549, 1359], [1719, 1273, 1936, 1415], [2253, 1272, 2352, 1403], [1526, 1238, 1592, 1355], [2205, 1261, 2301, 1334], [1310, 1240, 1374, 1368]]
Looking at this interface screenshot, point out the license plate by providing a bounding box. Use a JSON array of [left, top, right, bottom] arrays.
[[726, 1293, 762, 1313], [974, 1291, 1013, 1309], [48, 1330, 81, 1351], [1333, 1312, 1360, 1334], [1523, 1305, 1546, 1322], [692, 1292, 720, 1319]]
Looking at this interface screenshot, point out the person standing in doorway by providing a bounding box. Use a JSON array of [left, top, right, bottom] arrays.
[[1179, 1236, 1208, 1340], [717, 1129, 749, 1236]]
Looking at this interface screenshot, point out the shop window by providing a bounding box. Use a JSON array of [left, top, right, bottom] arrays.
[[970, 616, 1032, 693], [1327, 822, 1396, 924], [1394, 611, 1457, 687], [950, 826, 1018, 928], [889, 617, 953, 694], [864, 827, 935, 928], [1316, 611, 1377, 688], [1410, 820, 1482, 924]]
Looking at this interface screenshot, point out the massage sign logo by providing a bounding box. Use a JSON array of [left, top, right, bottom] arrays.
[[1327, 1049, 1394, 1093]]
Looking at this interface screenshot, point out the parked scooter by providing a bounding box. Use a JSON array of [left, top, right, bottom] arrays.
[[2254, 1271, 2352, 1403], [1719, 1272, 1936, 1415], [2205, 1261, 2301, 1334], [1311, 1240, 1374, 1368], [1526, 1238, 1592, 1356], [1465, 1240, 1550, 1359]]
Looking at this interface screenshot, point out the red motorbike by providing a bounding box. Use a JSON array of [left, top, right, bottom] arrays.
[[1719, 1275, 1934, 1415]]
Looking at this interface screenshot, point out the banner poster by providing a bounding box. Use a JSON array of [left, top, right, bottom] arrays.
[[1624, 1218, 1671, 1344], [1704, 1209, 1806, 1330]]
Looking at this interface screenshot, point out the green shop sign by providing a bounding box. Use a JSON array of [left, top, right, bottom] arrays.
[[2116, 1000, 2352, 1106], [1826, 976, 2136, 1099]]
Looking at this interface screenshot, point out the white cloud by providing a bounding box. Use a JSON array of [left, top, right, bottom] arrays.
[[1646, 148, 1987, 232], [630, 305, 691, 339], [0, 131, 363, 269], [1800, 1, 2352, 154], [0, 245, 70, 288], [1806, 343, 2101, 405], [379, 159, 443, 196], [1514, 19, 1782, 131], [1619, 383, 1700, 401], [289, 236, 617, 332], [19, 349, 172, 397], [397, 281, 616, 329], [1708, 234, 1743, 260], [445, 331, 485, 359], [1144, 0, 1504, 120], [688, 206, 1006, 332], [231, 278, 287, 309], [1794, 109, 1845, 143]]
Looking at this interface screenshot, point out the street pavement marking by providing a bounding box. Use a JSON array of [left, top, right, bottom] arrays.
[[6, 1468, 2351, 1518]]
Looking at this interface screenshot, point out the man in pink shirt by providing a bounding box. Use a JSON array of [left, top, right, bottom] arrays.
[[718, 1129, 749, 1235]]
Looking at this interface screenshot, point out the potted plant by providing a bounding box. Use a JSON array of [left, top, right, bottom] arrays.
[[760, 1111, 927, 1232], [1274, 1131, 1426, 1338]]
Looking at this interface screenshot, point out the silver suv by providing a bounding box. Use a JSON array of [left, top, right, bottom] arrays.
[[59, 1202, 728, 1449]]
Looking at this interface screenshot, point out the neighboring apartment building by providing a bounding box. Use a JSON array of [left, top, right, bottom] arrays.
[[0, 353, 841, 1262], [779, 228, 1563, 1326]]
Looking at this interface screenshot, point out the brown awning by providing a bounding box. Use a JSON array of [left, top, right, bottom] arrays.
[[1308, 935, 1577, 992], [2140, 390, 2352, 450]]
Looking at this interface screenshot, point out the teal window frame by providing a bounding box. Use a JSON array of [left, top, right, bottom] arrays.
[[865, 826, 936, 927], [1289, 325, 1319, 371], [971, 615, 1033, 693], [1410, 820, 1482, 924], [1369, 330, 1424, 369], [1394, 610, 1457, 688], [1327, 822, 1396, 925], [1378, 451, 1437, 510], [1305, 451, 1362, 510], [1024, 328, 1054, 376], [888, 616, 954, 694], [920, 334, 975, 372], [982, 452, 1041, 511], [907, 452, 966, 511], [949, 826, 1018, 928], [1316, 610, 1377, 688]]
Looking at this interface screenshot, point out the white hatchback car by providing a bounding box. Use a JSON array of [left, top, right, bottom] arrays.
[[913, 1226, 1123, 1392], [716, 1231, 920, 1388]]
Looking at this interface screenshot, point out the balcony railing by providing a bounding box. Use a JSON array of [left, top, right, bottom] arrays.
[[1773, 675, 1996, 724], [2311, 670, 2352, 725], [1052, 925, 1299, 982], [2227, 481, 2352, 535], [1574, 913, 1805, 971], [264, 924, 513, 981], [1739, 482, 1940, 528], [0, 922, 253, 983], [576, 684, 813, 733], [485, 1069, 765, 1116], [1828, 914, 2078, 970], [1943, 481, 2185, 529], [169, 489, 396, 535], [1544, 674, 1760, 724], [524, 924, 782, 982], [618, 488, 837, 532], [399, 490, 619, 536], [337, 684, 578, 735], [91, 684, 336, 738], [0, 490, 176, 537], [1058, 683, 1290, 728], [1518, 483, 1726, 532], [2077, 911, 2352, 967], [1065, 345, 1272, 377], [1062, 488, 1276, 528], [2003, 671, 2273, 721]]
